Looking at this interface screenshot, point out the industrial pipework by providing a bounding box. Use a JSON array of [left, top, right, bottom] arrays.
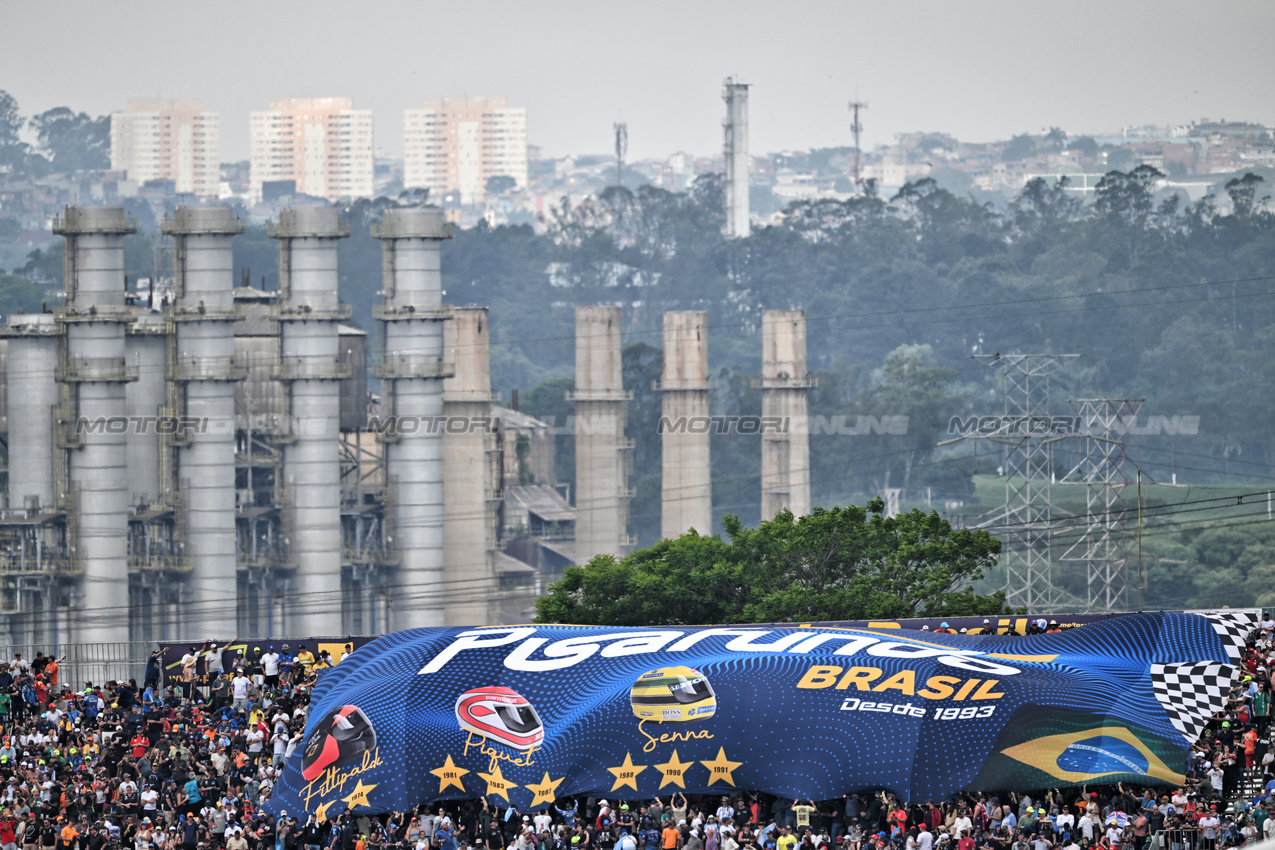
[[53, 205, 139, 644], [163, 206, 245, 640], [268, 207, 351, 636], [372, 207, 453, 629]]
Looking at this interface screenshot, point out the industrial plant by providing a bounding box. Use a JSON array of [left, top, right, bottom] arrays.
[[0, 201, 813, 648]]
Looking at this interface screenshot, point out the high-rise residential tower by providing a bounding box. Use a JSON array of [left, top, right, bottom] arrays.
[[404, 97, 528, 203], [110, 99, 220, 197], [249, 98, 373, 202]]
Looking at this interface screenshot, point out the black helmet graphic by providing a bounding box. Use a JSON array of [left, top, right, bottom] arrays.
[[302, 705, 376, 782]]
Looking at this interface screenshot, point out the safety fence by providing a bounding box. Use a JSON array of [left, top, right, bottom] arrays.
[[0, 640, 152, 689], [1153, 828, 1224, 850]]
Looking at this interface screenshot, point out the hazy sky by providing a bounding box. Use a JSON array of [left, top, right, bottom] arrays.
[[3, 0, 1272, 163]]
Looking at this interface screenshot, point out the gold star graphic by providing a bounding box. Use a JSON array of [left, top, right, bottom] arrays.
[[606, 752, 648, 792], [654, 749, 693, 789], [341, 779, 377, 809], [429, 754, 470, 794], [526, 771, 566, 807], [700, 747, 743, 787], [315, 800, 337, 823], [478, 762, 518, 802]]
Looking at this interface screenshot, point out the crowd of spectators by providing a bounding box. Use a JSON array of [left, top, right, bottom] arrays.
[[0, 619, 1268, 850]]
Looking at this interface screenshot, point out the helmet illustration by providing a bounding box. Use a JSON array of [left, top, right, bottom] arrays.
[[454, 686, 545, 752], [630, 666, 717, 723], [301, 705, 377, 782]]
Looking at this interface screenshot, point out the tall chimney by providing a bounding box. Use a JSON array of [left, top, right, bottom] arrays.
[[53, 205, 138, 643], [442, 307, 497, 626], [722, 78, 751, 238], [573, 306, 629, 559], [162, 206, 244, 640], [269, 207, 350, 636], [373, 207, 452, 630], [660, 311, 711, 538], [760, 310, 812, 520]]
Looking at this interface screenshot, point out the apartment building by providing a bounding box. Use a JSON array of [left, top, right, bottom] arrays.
[[404, 96, 528, 203], [110, 99, 220, 197], [249, 98, 374, 202]]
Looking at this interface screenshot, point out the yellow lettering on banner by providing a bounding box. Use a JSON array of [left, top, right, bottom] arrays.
[[917, 676, 960, 700], [797, 665, 843, 689], [972, 679, 1005, 700], [836, 667, 883, 690], [952, 678, 981, 701], [872, 670, 916, 696], [638, 720, 714, 754]]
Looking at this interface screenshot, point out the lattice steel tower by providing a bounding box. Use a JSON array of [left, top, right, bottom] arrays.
[[1059, 398, 1144, 612], [973, 354, 1079, 611]]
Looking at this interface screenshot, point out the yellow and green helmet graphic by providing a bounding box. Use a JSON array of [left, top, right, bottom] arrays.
[[630, 666, 717, 722]]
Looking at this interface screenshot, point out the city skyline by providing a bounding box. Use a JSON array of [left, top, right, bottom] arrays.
[[3, 0, 1272, 164]]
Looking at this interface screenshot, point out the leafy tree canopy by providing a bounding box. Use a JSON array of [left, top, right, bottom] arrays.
[[28, 107, 109, 172], [535, 500, 1007, 626]]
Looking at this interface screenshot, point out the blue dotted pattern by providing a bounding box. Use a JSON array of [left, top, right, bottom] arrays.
[[266, 612, 1242, 816]]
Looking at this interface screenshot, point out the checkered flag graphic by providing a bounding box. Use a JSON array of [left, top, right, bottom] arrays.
[[1198, 611, 1259, 661], [1151, 661, 1237, 742]]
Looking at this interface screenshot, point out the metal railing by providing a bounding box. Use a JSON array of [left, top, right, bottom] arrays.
[[372, 354, 454, 380], [0, 640, 152, 689], [271, 357, 353, 381], [56, 357, 140, 383], [270, 303, 353, 321], [372, 304, 453, 321]]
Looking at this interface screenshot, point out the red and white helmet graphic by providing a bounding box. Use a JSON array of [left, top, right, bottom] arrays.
[[454, 686, 545, 752]]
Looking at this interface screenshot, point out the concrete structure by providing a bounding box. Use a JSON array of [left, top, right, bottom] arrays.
[[54, 206, 138, 644], [125, 315, 167, 507], [249, 99, 374, 202], [163, 206, 244, 641], [268, 207, 351, 636], [660, 311, 712, 539], [373, 207, 453, 630], [722, 79, 750, 238], [4, 315, 59, 513], [404, 97, 528, 203], [442, 307, 497, 626], [572, 306, 629, 559], [759, 310, 812, 520], [110, 99, 220, 197]]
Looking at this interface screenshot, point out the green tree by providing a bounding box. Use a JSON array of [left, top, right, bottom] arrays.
[[535, 499, 1006, 625], [29, 107, 110, 172], [1002, 134, 1037, 162], [0, 274, 46, 317], [485, 175, 517, 196]]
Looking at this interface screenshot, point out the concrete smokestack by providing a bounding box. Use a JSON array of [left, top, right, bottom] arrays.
[[573, 306, 629, 559], [269, 207, 350, 636], [53, 205, 138, 643], [760, 310, 812, 520], [722, 78, 750, 238], [4, 315, 58, 513], [373, 207, 452, 630], [442, 307, 496, 626], [125, 316, 166, 506], [162, 206, 244, 641], [660, 311, 711, 539]]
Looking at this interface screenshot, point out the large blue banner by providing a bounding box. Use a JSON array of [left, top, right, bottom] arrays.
[[266, 612, 1253, 817]]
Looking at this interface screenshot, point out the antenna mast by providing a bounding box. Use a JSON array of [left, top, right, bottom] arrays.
[[614, 122, 628, 188], [848, 99, 868, 184]]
